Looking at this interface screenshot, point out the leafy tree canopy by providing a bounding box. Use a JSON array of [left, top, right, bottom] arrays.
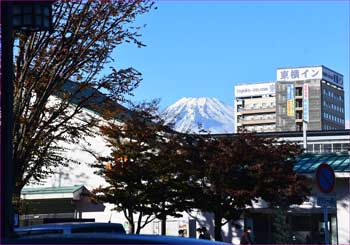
[[92, 101, 194, 234], [188, 131, 310, 241], [13, 1, 155, 196]]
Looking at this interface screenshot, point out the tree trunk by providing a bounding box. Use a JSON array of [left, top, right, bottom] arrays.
[[161, 202, 166, 235], [214, 214, 223, 241], [127, 210, 135, 234], [135, 226, 141, 234], [161, 216, 166, 235], [129, 222, 135, 234], [136, 212, 143, 234], [13, 186, 22, 213]]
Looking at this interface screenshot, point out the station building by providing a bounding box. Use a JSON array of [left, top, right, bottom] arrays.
[[21, 129, 350, 244]]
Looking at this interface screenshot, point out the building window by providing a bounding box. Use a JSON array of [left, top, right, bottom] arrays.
[[324, 144, 332, 152], [296, 124, 302, 131], [333, 144, 342, 152], [307, 144, 313, 152], [296, 100, 302, 107], [296, 112, 303, 119], [314, 144, 321, 153], [342, 143, 350, 152], [296, 87, 302, 96]]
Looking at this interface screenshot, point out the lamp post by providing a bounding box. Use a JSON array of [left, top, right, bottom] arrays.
[[1, 1, 52, 239], [303, 120, 308, 153]]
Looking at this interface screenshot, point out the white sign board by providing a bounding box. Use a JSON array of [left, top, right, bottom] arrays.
[[235, 82, 275, 98], [277, 67, 322, 81], [276, 66, 343, 88], [317, 195, 336, 207]]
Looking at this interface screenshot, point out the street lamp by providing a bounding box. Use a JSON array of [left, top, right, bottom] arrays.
[[303, 120, 308, 153], [1, 1, 53, 240]]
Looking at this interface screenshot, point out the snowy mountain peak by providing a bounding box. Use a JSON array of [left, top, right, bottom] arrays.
[[162, 97, 234, 134]]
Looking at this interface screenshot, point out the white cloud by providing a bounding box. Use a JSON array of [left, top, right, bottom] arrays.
[[346, 119, 350, 129]]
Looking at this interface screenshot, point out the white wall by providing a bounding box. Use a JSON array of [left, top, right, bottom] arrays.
[[335, 178, 350, 244]]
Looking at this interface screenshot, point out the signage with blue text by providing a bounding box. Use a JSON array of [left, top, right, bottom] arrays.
[[317, 195, 336, 208], [235, 82, 275, 98], [276, 66, 343, 88], [287, 84, 295, 117]]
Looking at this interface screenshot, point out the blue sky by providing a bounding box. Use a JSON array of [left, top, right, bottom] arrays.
[[112, 1, 349, 122]]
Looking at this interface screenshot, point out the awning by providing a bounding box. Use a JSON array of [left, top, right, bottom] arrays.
[[294, 153, 349, 174], [21, 185, 90, 200]]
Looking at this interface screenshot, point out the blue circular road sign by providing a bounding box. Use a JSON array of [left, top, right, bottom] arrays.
[[316, 163, 335, 194]]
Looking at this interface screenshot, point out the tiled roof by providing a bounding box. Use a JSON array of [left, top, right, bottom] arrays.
[[294, 153, 350, 173]]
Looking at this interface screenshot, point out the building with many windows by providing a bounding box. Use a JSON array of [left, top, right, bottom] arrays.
[[234, 66, 345, 133], [234, 82, 276, 133], [275, 65, 345, 131]]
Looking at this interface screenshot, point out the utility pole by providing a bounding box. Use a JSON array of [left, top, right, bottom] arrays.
[[303, 120, 308, 153], [1, 2, 53, 240], [1, 1, 15, 239]]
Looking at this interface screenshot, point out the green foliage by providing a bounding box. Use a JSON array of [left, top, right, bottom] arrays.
[[272, 209, 292, 244]]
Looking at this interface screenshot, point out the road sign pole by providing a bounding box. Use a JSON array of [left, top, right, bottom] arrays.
[[316, 163, 335, 245], [323, 207, 329, 245]]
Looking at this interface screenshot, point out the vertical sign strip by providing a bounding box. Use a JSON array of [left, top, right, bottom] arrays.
[[303, 84, 309, 122], [287, 84, 295, 117]]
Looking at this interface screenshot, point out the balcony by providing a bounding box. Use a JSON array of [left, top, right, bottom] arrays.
[[240, 107, 275, 115], [240, 118, 275, 125]]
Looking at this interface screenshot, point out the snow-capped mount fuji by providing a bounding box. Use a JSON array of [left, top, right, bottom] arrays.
[[161, 97, 234, 134]]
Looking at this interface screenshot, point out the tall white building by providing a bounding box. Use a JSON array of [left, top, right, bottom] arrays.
[[234, 82, 276, 133]]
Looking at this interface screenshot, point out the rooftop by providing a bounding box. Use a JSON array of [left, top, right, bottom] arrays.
[[22, 185, 85, 195]]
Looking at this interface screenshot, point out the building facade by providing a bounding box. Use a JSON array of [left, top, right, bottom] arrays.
[[22, 128, 350, 244], [234, 82, 276, 133], [276, 66, 345, 132], [234, 66, 345, 133]]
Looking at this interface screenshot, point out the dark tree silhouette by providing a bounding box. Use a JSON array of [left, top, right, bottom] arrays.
[[189, 131, 310, 241], [92, 101, 194, 234], [12, 1, 154, 199]]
